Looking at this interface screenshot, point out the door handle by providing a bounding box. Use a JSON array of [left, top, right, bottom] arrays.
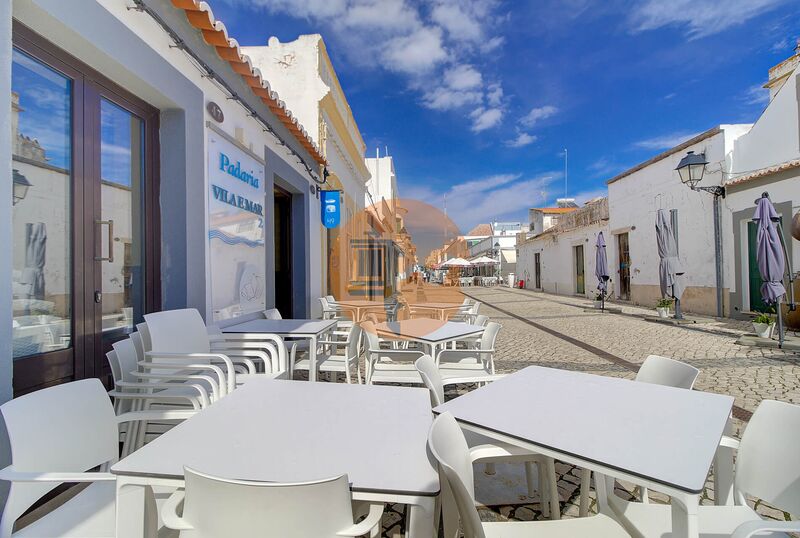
[[95, 219, 114, 262]]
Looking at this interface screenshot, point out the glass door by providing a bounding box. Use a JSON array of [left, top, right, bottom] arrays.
[[11, 23, 160, 395], [96, 97, 146, 355], [10, 46, 80, 393], [575, 245, 585, 294]]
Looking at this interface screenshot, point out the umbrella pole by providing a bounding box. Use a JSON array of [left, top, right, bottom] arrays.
[[776, 299, 784, 348], [673, 284, 683, 319]]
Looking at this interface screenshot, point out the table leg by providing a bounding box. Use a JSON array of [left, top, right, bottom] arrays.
[[309, 335, 318, 382], [672, 493, 700, 538], [116, 479, 157, 538], [714, 417, 735, 506], [406, 496, 436, 538]]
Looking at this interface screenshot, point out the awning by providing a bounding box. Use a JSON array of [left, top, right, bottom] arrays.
[[501, 250, 516, 264]]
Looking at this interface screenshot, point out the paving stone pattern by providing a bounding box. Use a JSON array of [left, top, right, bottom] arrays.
[[378, 285, 799, 537]]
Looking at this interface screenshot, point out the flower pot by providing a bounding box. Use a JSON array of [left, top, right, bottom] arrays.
[[752, 322, 774, 339], [656, 307, 669, 319]]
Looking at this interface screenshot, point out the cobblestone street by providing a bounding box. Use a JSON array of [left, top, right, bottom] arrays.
[[381, 285, 800, 536]]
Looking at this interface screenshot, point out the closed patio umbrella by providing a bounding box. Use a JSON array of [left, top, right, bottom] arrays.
[[595, 232, 610, 311], [23, 222, 47, 302], [753, 193, 788, 346], [656, 209, 685, 318]]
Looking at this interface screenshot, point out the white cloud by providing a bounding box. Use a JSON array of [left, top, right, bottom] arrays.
[[520, 105, 558, 128], [628, 0, 787, 40], [633, 131, 702, 151], [505, 132, 537, 148], [742, 83, 769, 106], [232, 0, 507, 134], [470, 107, 504, 132], [405, 172, 558, 231]]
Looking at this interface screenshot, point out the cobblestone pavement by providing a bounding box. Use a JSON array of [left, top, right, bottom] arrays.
[[378, 285, 799, 536]]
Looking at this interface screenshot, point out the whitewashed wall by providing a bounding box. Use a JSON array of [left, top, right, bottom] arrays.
[[517, 222, 609, 297], [607, 128, 748, 314]]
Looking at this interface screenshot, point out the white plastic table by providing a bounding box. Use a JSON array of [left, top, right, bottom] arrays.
[[407, 302, 463, 321], [375, 319, 485, 358], [221, 318, 336, 381], [434, 366, 734, 538], [113, 379, 439, 537], [335, 300, 392, 322]]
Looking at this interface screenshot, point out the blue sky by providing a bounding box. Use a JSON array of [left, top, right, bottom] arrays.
[[213, 0, 799, 232]]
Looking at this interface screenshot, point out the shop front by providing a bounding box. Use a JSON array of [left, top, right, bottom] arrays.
[[2, 0, 326, 397]]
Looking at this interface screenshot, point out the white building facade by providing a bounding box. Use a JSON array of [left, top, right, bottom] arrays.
[[2, 0, 329, 398]]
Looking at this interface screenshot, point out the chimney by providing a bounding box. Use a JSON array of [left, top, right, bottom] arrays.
[[764, 38, 800, 101]]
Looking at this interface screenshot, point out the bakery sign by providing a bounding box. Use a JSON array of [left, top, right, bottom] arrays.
[[207, 133, 266, 320]]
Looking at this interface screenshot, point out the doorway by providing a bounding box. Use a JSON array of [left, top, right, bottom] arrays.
[[574, 245, 585, 295], [747, 219, 783, 313], [534, 252, 541, 289], [617, 233, 631, 301], [273, 186, 294, 317], [11, 24, 160, 395]]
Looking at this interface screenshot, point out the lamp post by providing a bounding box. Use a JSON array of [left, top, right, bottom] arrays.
[[12, 169, 32, 206], [675, 151, 725, 318]]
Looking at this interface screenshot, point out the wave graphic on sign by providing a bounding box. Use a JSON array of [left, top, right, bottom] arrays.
[[208, 229, 264, 248]]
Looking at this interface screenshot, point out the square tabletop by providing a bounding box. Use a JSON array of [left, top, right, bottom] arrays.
[[407, 303, 463, 310], [434, 366, 734, 494], [221, 318, 336, 336], [112, 379, 439, 497], [375, 319, 484, 344]]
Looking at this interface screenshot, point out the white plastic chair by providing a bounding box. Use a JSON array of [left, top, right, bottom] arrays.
[[575, 355, 702, 516], [437, 322, 503, 386], [319, 297, 348, 321], [429, 412, 630, 538], [602, 399, 800, 538], [635, 354, 699, 389], [362, 321, 425, 385], [415, 356, 560, 519], [263, 308, 282, 320], [293, 323, 363, 383], [161, 468, 383, 537], [0, 379, 192, 538]]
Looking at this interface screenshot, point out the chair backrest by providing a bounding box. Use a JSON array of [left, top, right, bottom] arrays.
[[473, 315, 489, 327], [144, 309, 211, 354], [360, 320, 380, 351], [428, 413, 485, 538], [111, 337, 142, 384], [635, 355, 699, 389], [415, 355, 444, 406], [319, 297, 330, 310], [0, 379, 118, 538], [177, 468, 358, 537], [325, 295, 336, 303], [346, 323, 362, 359], [136, 321, 152, 352], [264, 308, 282, 320], [107, 350, 123, 385], [130, 331, 146, 361], [470, 302, 481, 315], [735, 400, 800, 515], [479, 322, 501, 350]]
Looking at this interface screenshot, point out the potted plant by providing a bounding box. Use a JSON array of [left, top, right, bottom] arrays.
[[655, 298, 673, 318], [593, 291, 603, 309], [752, 312, 775, 339]]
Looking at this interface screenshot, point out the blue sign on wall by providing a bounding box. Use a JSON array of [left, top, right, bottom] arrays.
[[321, 190, 341, 228]]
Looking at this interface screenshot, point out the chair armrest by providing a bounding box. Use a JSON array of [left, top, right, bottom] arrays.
[[469, 443, 537, 463], [731, 520, 800, 538], [0, 466, 116, 483], [161, 489, 194, 531], [114, 380, 210, 405], [108, 390, 201, 410], [146, 352, 235, 394], [117, 409, 197, 423], [135, 370, 221, 401], [336, 503, 384, 536], [140, 360, 229, 396]]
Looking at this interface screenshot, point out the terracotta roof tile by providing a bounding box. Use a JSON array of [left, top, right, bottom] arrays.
[[171, 0, 326, 166], [467, 224, 492, 236], [725, 159, 800, 187]]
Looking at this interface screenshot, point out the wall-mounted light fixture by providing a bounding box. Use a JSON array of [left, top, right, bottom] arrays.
[[12, 169, 31, 206]]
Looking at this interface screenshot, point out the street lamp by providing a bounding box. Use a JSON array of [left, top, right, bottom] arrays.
[[12, 169, 32, 206], [675, 151, 725, 318]]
